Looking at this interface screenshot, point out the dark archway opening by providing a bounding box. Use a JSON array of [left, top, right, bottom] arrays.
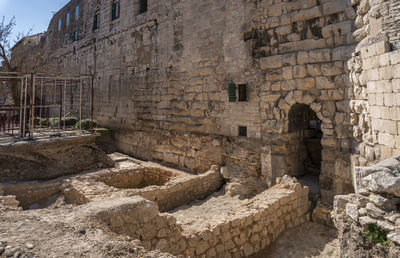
[[288, 104, 322, 201]]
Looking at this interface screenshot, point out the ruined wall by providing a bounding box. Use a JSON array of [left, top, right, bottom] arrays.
[[95, 176, 310, 257]]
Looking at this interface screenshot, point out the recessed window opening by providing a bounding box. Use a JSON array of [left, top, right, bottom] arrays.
[[238, 126, 247, 137], [73, 30, 79, 41], [75, 5, 80, 18], [112, 0, 120, 21], [93, 11, 100, 30], [64, 33, 69, 45], [58, 18, 62, 31], [238, 84, 248, 102], [139, 0, 148, 14], [66, 12, 70, 26]]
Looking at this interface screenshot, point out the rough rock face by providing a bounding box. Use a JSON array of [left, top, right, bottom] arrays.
[[333, 155, 400, 257]]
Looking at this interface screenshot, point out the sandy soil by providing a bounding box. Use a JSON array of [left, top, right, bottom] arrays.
[[250, 222, 340, 258], [0, 204, 173, 258]]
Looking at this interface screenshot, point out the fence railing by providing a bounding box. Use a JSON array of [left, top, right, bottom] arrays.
[[0, 73, 93, 139]]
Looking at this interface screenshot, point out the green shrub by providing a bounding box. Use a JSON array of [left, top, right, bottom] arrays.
[[45, 117, 78, 127], [75, 119, 97, 130], [364, 223, 389, 246]]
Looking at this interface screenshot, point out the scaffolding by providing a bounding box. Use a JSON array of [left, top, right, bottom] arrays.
[[0, 72, 94, 139]]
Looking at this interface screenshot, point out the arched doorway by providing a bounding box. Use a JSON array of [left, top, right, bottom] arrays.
[[288, 103, 322, 199]]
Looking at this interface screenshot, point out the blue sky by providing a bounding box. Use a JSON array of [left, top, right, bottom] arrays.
[[0, 0, 70, 44]]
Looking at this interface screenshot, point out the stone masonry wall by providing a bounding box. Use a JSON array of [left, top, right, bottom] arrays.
[[348, 0, 400, 181], [94, 176, 310, 257], [33, 0, 368, 205]]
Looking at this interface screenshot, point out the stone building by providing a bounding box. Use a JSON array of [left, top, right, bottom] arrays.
[[14, 0, 400, 206]]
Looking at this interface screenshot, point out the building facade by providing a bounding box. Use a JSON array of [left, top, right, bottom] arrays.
[[19, 0, 400, 205]]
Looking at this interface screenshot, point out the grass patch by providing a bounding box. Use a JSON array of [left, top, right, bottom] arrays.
[[364, 223, 389, 246]]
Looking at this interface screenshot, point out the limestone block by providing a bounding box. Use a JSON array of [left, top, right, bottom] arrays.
[[393, 79, 400, 93], [321, 62, 343, 76], [346, 203, 359, 222], [309, 49, 331, 63], [323, 0, 347, 15], [296, 77, 315, 90], [390, 51, 400, 65], [281, 80, 296, 91], [379, 66, 393, 80], [306, 64, 321, 76], [293, 65, 307, 78], [260, 55, 283, 69], [282, 66, 293, 80], [375, 41, 391, 55], [377, 80, 393, 93], [297, 51, 309, 65], [332, 46, 356, 61], [283, 53, 297, 66], [291, 6, 322, 22], [316, 76, 335, 89]]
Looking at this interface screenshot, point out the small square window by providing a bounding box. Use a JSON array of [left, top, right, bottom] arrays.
[[238, 126, 247, 137], [238, 84, 248, 102]]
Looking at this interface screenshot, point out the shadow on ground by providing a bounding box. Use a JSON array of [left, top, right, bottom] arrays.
[[250, 222, 339, 258]]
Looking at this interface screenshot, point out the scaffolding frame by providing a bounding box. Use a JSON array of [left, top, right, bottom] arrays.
[[0, 72, 94, 139]]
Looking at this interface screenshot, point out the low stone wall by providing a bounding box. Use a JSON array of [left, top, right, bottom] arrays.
[[0, 135, 114, 182], [334, 155, 400, 257], [65, 160, 224, 212], [92, 176, 310, 257]]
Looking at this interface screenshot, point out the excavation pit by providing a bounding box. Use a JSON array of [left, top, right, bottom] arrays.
[[98, 168, 174, 189]]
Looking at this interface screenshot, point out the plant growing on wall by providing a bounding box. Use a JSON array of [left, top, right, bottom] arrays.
[[364, 223, 389, 246]]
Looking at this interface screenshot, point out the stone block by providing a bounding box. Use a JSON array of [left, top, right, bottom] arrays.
[[384, 93, 395, 106], [260, 55, 283, 69], [293, 65, 307, 78], [323, 0, 347, 15], [308, 49, 331, 63], [316, 76, 335, 89], [283, 53, 297, 66], [375, 41, 391, 55], [282, 66, 293, 80], [306, 64, 321, 76], [378, 132, 396, 148], [390, 51, 400, 65], [296, 77, 315, 90], [393, 79, 400, 93], [297, 51, 309, 65], [379, 66, 393, 80]]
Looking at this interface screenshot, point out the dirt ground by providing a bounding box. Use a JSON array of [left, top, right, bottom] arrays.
[[251, 222, 340, 258], [168, 189, 243, 232], [0, 204, 173, 258]]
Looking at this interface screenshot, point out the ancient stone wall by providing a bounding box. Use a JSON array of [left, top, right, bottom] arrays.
[[33, 0, 368, 205], [94, 176, 310, 257], [348, 0, 400, 180]]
